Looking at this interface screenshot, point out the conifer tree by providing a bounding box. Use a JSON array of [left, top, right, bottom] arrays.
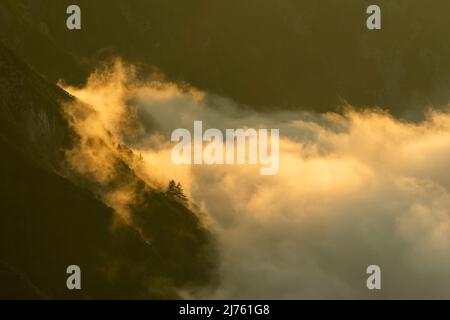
[[166, 180, 188, 203]]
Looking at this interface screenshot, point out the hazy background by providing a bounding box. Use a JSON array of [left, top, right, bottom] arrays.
[[1, 0, 450, 118]]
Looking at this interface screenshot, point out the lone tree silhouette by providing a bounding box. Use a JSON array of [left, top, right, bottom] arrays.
[[166, 180, 188, 203]]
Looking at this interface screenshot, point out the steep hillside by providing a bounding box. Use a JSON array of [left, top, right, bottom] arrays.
[[0, 42, 217, 299]]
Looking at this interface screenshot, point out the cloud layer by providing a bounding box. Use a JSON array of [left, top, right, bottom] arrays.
[[62, 61, 450, 299]]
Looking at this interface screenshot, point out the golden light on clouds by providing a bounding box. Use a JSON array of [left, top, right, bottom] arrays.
[[60, 60, 450, 299]]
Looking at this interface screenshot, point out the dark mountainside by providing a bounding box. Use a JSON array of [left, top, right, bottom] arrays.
[[1, 0, 450, 118], [0, 42, 217, 299]]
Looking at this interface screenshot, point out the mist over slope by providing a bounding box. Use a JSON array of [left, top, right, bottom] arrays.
[[60, 60, 450, 299], [0, 42, 217, 299], [1, 0, 450, 117]]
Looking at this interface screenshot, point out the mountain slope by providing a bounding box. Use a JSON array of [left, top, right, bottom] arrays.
[[0, 41, 217, 299]]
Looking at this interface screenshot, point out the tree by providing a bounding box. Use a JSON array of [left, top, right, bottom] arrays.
[[166, 180, 188, 203], [166, 180, 177, 196]]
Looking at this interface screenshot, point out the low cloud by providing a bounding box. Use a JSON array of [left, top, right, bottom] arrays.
[[61, 60, 450, 299]]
